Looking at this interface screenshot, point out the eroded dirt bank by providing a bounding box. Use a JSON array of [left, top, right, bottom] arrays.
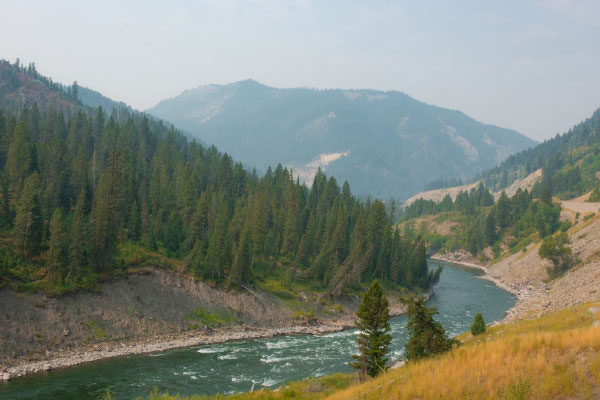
[[0, 268, 413, 379]]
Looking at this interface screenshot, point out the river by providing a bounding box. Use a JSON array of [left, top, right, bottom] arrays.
[[0, 260, 515, 399]]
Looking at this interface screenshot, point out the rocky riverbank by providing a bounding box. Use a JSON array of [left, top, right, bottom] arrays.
[[430, 253, 539, 323], [0, 268, 425, 381], [429, 254, 522, 297], [2, 324, 349, 380], [431, 210, 600, 323]]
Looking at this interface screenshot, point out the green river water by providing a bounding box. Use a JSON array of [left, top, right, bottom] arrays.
[[0, 260, 515, 399]]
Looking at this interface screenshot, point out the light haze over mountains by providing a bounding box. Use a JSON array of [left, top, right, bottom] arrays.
[[149, 80, 536, 200]]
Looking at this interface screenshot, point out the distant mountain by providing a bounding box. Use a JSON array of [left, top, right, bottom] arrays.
[[77, 85, 127, 113], [148, 80, 536, 200]]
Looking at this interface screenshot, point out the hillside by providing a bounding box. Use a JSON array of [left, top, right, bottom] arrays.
[[139, 209, 600, 400], [486, 205, 600, 322], [0, 62, 442, 378], [137, 301, 600, 399], [405, 106, 600, 208], [480, 107, 600, 199], [0, 60, 80, 114], [148, 80, 536, 200], [404, 168, 543, 207]]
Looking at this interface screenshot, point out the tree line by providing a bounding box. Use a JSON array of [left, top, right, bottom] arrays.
[[0, 104, 440, 295], [402, 183, 562, 258], [479, 107, 600, 199]]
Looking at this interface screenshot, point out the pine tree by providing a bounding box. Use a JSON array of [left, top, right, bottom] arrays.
[[69, 188, 88, 270], [164, 210, 184, 254], [6, 120, 35, 202], [128, 201, 141, 241], [13, 172, 42, 260], [539, 186, 552, 205], [351, 280, 392, 379], [281, 174, 300, 256], [405, 296, 455, 360], [495, 191, 510, 229], [48, 208, 68, 274], [204, 202, 229, 282], [484, 210, 497, 246], [470, 312, 486, 336], [250, 192, 267, 261], [535, 202, 560, 238], [228, 224, 252, 285], [89, 149, 123, 272], [330, 202, 349, 264]]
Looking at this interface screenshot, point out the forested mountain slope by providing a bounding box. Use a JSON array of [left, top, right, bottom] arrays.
[[0, 60, 79, 114], [400, 107, 600, 260], [148, 80, 536, 200], [0, 60, 438, 299], [480, 108, 600, 199]]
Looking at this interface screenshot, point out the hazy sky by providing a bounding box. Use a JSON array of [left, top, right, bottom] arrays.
[[2, 0, 599, 141]]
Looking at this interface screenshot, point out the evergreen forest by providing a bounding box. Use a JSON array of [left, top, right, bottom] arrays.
[[0, 62, 440, 296]]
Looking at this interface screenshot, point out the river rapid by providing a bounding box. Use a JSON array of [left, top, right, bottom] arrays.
[[0, 260, 515, 399]]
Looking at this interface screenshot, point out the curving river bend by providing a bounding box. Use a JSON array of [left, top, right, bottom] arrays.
[[0, 260, 515, 399]]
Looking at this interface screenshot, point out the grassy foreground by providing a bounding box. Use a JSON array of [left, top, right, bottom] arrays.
[[143, 302, 600, 400]]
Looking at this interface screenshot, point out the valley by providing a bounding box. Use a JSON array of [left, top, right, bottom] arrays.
[[0, 260, 514, 399], [0, 49, 599, 399]]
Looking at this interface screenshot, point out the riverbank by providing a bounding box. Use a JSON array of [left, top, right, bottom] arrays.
[[430, 213, 600, 323], [430, 254, 520, 297], [2, 263, 511, 400], [3, 323, 349, 380], [0, 276, 425, 381], [429, 254, 529, 323]]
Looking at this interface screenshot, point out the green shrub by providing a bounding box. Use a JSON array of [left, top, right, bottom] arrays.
[[588, 187, 600, 202], [186, 306, 238, 328], [470, 312, 486, 336], [492, 242, 502, 258], [539, 233, 573, 279], [502, 378, 532, 400], [559, 220, 572, 232]]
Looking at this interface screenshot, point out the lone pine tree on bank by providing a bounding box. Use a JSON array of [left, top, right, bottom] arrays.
[[404, 296, 456, 360], [471, 312, 486, 336], [351, 280, 392, 379]]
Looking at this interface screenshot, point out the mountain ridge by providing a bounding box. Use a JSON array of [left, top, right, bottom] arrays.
[[149, 80, 537, 200]]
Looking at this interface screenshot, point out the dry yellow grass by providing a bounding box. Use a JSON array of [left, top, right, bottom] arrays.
[[152, 304, 600, 400], [326, 303, 600, 400]]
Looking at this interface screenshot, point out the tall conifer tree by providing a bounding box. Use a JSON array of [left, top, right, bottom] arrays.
[[351, 280, 392, 379]]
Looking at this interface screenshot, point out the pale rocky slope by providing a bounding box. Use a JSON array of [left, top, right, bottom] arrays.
[[404, 169, 542, 207], [403, 182, 479, 206], [490, 202, 600, 321], [435, 201, 600, 322]]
